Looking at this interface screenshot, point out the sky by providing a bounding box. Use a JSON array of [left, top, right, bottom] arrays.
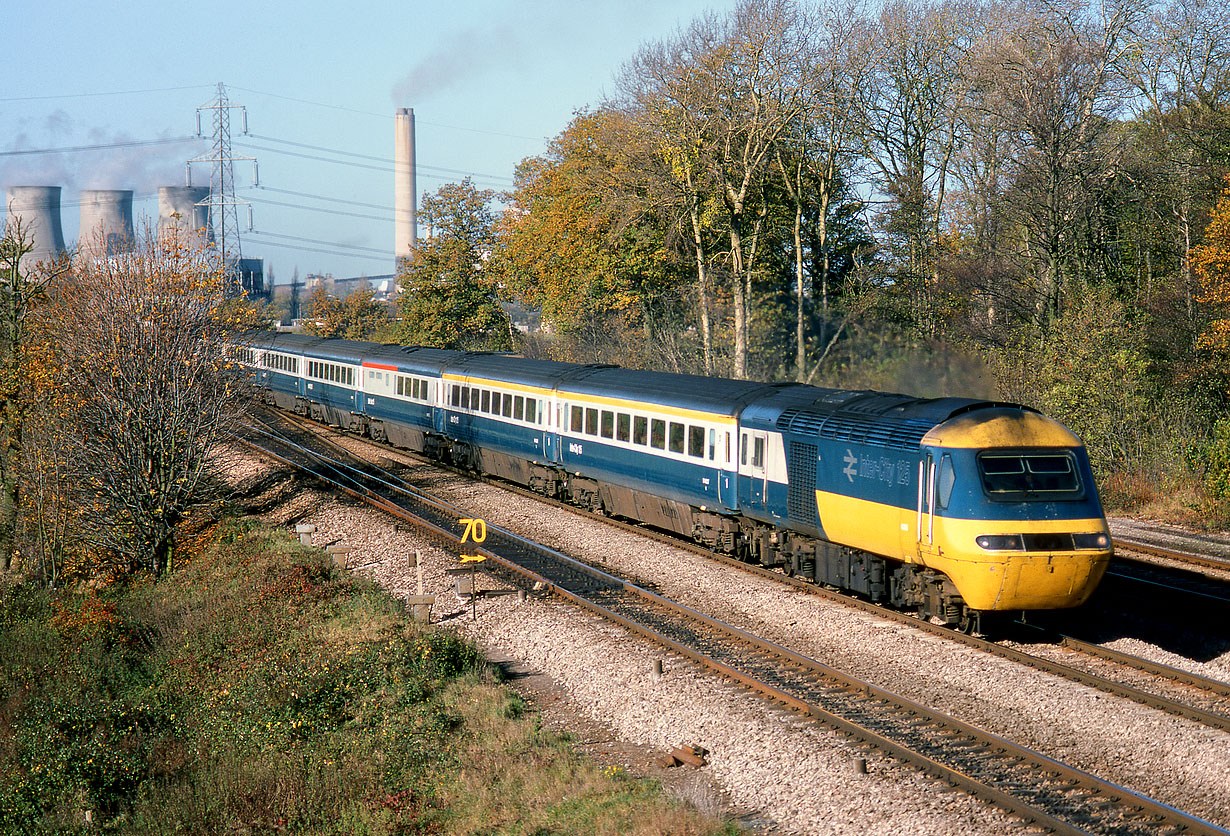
[[2, 0, 742, 286]]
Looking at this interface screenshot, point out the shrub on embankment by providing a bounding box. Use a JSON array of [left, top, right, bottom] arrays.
[[0, 519, 734, 835]]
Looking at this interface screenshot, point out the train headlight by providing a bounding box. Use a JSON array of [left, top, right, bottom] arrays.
[[975, 534, 1025, 550], [1072, 533, 1111, 549]]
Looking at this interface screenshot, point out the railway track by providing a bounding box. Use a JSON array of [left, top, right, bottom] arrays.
[[251, 408, 1230, 734], [1113, 538, 1230, 575], [234, 411, 1229, 836]]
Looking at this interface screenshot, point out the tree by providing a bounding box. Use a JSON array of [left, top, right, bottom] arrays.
[[620, 0, 821, 378], [0, 217, 64, 571], [847, 0, 975, 336], [1120, 0, 1230, 326], [304, 285, 392, 341], [35, 227, 248, 576], [499, 108, 693, 366], [398, 179, 511, 351], [1194, 175, 1230, 372]]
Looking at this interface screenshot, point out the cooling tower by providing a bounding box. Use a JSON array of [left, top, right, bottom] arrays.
[[79, 189, 135, 258], [4, 186, 67, 270], [394, 107, 417, 267], [157, 186, 213, 251]]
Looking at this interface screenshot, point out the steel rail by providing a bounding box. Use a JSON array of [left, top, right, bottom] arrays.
[[235, 416, 1228, 836], [1114, 538, 1230, 575], [262, 410, 1230, 733]]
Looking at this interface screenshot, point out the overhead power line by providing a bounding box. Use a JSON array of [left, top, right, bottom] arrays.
[[0, 84, 213, 103], [255, 185, 390, 212], [247, 194, 393, 223], [234, 139, 512, 188], [252, 229, 389, 255], [0, 136, 199, 156], [231, 86, 545, 142], [248, 133, 515, 182], [248, 230, 392, 263]]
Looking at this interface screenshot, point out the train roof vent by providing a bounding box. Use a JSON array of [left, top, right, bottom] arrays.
[[778, 409, 931, 450]]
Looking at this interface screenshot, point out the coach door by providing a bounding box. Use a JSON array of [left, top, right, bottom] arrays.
[[740, 429, 768, 511], [916, 450, 940, 558]]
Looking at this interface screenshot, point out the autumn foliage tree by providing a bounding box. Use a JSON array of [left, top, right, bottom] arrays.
[[304, 284, 392, 341], [1195, 176, 1230, 368], [30, 229, 248, 577], [398, 178, 511, 351]]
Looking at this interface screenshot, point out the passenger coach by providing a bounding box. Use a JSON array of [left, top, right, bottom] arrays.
[[234, 332, 1112, 630]]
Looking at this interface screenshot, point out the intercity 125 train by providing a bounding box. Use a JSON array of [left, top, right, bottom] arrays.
[[234, 332, 1112, 631]]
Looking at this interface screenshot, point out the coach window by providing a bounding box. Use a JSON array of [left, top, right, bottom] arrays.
[[669, 422, 685, 454], [584, 407, 598, 435], [689, 425, 705, 458], [616, 413, 630, 442], [634, 416, 648, 446], [708, 428, 717, 460], [470, 388, 479, 410], [479, 389, 489, 413], [514, 395, 525, 421], [740, 433, 748, 466], [499, 393, 510, 417], [600, 410, 614, 439], [650, 418, 666, 450], [570, 405, 583, 432], [526, 398, 537, 424]]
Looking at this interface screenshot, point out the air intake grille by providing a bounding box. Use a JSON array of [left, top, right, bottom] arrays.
[[788, 442, 819, 528], [777, 408, 931, 451]]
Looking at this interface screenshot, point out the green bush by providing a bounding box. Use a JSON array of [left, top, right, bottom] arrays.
[[1, 522, 727, 836]]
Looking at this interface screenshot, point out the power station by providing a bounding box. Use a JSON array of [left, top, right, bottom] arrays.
[[4, 103, 420, 294]]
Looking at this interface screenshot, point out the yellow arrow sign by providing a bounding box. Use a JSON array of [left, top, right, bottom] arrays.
[[460, 554, 487, 563]]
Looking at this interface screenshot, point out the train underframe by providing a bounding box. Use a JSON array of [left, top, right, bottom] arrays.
[[284, 396, 982, 633]]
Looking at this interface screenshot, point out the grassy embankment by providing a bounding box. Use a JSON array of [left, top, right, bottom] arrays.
[[0, 519, 736, 835]]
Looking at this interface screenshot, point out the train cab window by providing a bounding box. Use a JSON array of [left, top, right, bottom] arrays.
[[571, 405, 583, 432], [978, 452, 1081, 499], [526, 399, 537, 424], [514, 396, 525, 421], [481, 390, 491, 413], [752, 436, 765, 469], [688, 426, 704, 458], [600, 410, 614, 439], [584, 408, 598, 435], [616, 413, 630, 443], [936, 454, 956, 510], [633, 416, 648, 446], [648, 419, 665, 450]]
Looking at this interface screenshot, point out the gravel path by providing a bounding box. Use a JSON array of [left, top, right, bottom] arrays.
[[218, 447, 1230, 835]]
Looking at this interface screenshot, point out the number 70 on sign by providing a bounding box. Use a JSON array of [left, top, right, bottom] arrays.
[[460, 518, 487, 563]]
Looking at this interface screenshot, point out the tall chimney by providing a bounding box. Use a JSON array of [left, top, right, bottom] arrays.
[[158, 186, 213, 252], [4, 186, 67, 270], [394, 107, 417, 270], [79, 189, 135, 258]]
